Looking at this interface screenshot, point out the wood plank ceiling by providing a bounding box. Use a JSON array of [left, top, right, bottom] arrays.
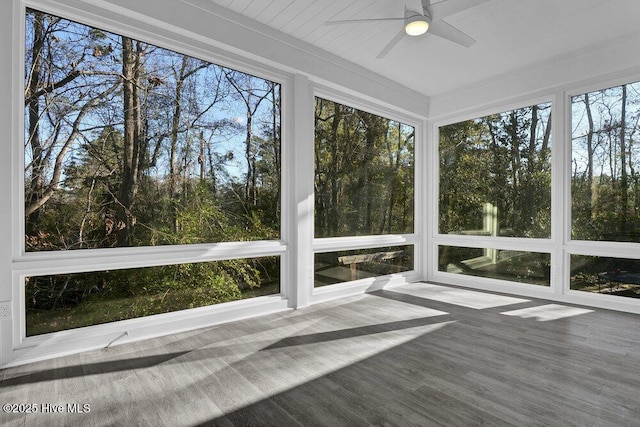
[[203, 0, 640, 97]]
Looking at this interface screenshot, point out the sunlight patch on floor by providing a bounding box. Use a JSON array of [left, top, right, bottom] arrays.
[[170, 320, 457, 415], [500, 304, 594, 321], [394, 283, 530, 309]]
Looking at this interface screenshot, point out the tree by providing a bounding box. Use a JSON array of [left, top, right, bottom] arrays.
[[23, 9, 283, 335], [314, 98, 414, 237]]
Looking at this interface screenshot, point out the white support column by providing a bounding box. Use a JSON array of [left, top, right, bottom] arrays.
[[425, 119, 439, 282], [286, 74, 314, 309], [553, 90, 569, 298], [419, 117, 430, 281], [0, 0, 17, 367]]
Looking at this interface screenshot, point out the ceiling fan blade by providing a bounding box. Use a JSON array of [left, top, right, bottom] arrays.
[[376, 29, 406, 59], [430, 0, 491, 20], [326, 17, 404, 25], [428, 19, 476, 47]]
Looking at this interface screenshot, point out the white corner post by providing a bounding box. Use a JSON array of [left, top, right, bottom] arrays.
[[286, 74, 314, 309], [0, 0, 17, 367]]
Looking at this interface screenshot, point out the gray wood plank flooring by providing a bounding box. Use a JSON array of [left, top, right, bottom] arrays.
[[2, 282, 640, 426]]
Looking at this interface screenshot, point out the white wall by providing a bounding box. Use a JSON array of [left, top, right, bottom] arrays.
[[429, 33, 640, 121]]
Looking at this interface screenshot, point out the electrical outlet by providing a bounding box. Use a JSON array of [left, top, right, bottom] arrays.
[[0, 302, 11, 319]]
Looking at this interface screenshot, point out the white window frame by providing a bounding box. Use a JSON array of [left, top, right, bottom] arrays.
[[11, 0, 293, 365], [4, 0, 427, 367], [430, 75, 640, 314], [429, 95, 560, 301], [562, 75, 640, 312]]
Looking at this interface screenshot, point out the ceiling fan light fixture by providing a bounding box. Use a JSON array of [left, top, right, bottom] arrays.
[[405, 15, 429, 36]]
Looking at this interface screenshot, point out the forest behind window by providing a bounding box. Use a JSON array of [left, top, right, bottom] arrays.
[[439, 103, 552, 238], [24, 9, 281, 252], [571, 82, 640, 242], [314, 98, 414, 238], [23, 9, 281, 335]]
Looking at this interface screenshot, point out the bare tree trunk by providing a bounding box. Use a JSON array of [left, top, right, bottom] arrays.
[[541, 111, 552, 162], [117, 36, 143, 246], [508, 111, 521, 230], [355, 113, 384, 233], [620, 84, 628, 235], [329, 105, 342, 236], [584, 93, 595, 215], [245, 106, 255, 204], [524, 105, 538, 228], [385, 123, 403, 234], [224, 71, 270, 208], [198, 131, 206, 182], [271, 83, 280, 214], [25, 11, 45, 235], [206, 142, 217, 195], [168, 57, 189, 233]]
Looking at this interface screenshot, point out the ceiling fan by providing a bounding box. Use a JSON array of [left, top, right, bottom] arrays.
[[326, 0, 489, 59]]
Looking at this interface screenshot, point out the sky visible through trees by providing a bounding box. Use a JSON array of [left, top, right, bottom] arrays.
[[24, 9, 281, 334]]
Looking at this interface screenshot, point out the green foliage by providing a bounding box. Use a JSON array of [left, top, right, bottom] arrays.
[[439, 104, 552, 238], [314, 98, 414, 237], [25, 257, 279, 335], [23, 9, 281, 335]]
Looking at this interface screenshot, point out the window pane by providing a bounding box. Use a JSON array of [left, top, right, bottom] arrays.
[[314, 245, 413, 287], [439, 246, 550, 286], [439, 103, 552, 238], [570, 255, 640, 299], [24, 9, 280, 252], [25, 257, 280, 336], [571, 82, 640, 242], [314, 98, 414, 237]]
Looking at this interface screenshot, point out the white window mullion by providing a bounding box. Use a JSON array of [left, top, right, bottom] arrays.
[[2, 0, 23, 368], [552, 90, 567, 298], [288, 74, 314, 309], [427, 120, 439, 283]]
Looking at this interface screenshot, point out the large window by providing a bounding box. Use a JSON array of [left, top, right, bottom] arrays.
[[439, 103, 552, 238], [26, 257, 280, 336], [569, 81, 640, 302], [571, 81, 640, 242], [315, 246, 413, 288], [314, 97, 414, 238], [22, 9, 282, 335], [439, 246, 550, 286], [570, 255, 640, 299], [313, 97, 416, 287], [24, 9, 280, 252]]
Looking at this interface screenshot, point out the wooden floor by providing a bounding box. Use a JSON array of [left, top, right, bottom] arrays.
[[2, 282, 640, 426]]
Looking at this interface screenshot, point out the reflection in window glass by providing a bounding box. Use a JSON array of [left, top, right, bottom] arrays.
[[314, 98, 414, 238], [570, 255, 640, 299], [24, 9, 280, 252], [25, 257, 280, 336], [439, 246, 550, 286], [439, 103, 552, 238], [571, 82, 640, 242], [315, 246, 413, 287]]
